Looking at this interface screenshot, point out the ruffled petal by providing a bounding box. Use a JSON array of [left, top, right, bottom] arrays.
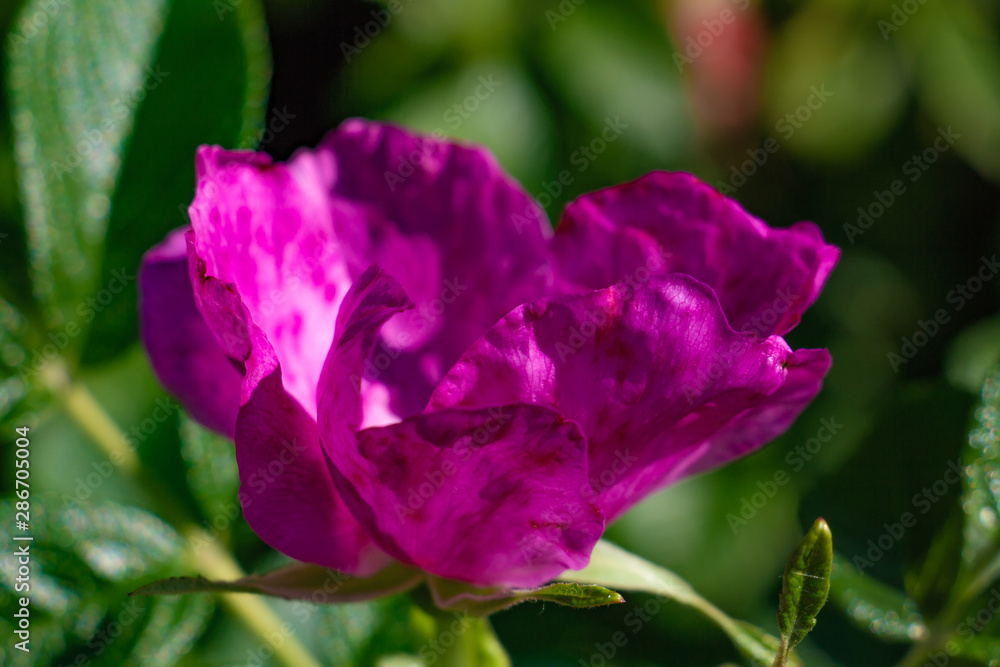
[[317, 120, 554, 420], [429, 275, 831, 520], [316, 267, 604, 587], [138, 227, 242, 437], [551, 171, 839, 336]]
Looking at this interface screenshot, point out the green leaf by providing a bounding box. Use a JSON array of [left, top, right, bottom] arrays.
[[830, 554, 926, 643], [0, 499, 212, 667], [131, 560, 424, 603], [427, 578, 624, 617], [6, 0, 170, 333], [961, 364, 1000, 579], [774, 518, 833, 665], [955, 365, 1000, 606], [517, 582, 624, 608], [558, 539, 788, 666]]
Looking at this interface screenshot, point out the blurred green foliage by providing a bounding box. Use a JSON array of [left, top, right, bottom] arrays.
[[1, 0, 1000, 665]]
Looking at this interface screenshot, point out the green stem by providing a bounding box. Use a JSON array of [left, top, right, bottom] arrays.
[[431, 614, 511, 667], [771, 641, 788, 667], [49, 360, 324, 667], [408, 588, 510, 667]]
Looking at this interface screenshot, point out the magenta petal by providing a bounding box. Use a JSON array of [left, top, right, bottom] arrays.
[[346, 406, 603, 588], [186, 236, 389, 574], [138, 227, 242, 437], [317, 120, 554, 417], [552, 171, 840, 336], [429, 275, 831, 520], [317, 267, 604, 587], [187, 145, 356, 417], [185, 122, 555, 424], [236, 351, 391, 575]]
